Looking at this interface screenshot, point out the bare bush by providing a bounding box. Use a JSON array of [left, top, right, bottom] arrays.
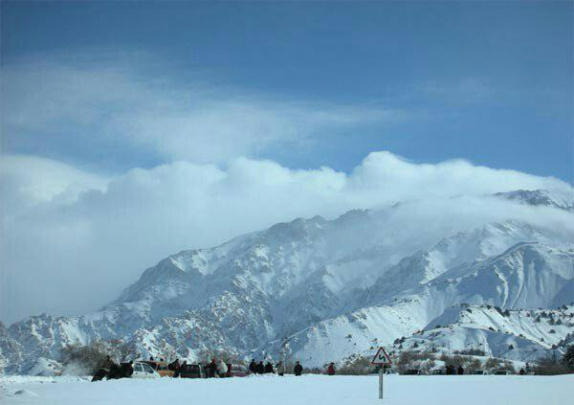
[[535, 356, 572, 375], [195, 347, 241, 364], [338, 356, 374, 375], [60, 341, 110, 375]]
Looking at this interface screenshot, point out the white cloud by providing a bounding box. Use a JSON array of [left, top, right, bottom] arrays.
[[1, 51, 572, 324], [1, 151, 572, 323], [1, 54, 398, 164]]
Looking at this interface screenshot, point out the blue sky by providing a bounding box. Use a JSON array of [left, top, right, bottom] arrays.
[[2, 0, 572, 181]]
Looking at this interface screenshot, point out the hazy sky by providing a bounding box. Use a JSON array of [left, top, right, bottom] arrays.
[[1, 1, 573, 323]]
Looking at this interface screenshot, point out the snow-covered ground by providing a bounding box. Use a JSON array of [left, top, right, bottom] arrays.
[[1, 375, 571, 405]]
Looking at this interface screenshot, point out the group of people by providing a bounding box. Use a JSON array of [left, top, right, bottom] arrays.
[[92, 356, 134, 381], [248, 360, 305, 376], [248, 360, 281, 375], [205, 358, 230, 378], [247, 360, 336, 376], [94, 353, 337, 382], [149, 356, 229, 378]]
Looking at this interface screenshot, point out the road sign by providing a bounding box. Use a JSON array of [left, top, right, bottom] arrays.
[[371, 346, 392, 365], [372, 347, 392, 400]]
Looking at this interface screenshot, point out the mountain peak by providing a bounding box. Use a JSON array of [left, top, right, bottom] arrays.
[[494, 189, 574, 211]]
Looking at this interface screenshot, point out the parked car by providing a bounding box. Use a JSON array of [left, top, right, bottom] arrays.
[[227, 364, 249, 377], [180, 363, 206, 379], [131, 361, 161, 379], [141, 361, 175, 377]]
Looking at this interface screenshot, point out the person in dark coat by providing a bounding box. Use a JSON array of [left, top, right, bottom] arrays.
[[92, 355, 115, 382], [207, 359, 218, 378], [119, 361, 134, 378], [91, 368, 108, 382], [457, 365, 464, 375], [108, 362, 122, 379], [294, 361, 303, 376], [176, 361, 186, 378], [257, 361, 265, 374], [327, 362, 335, 376], [172, 359, 182, 377], [249, 359, 257, 374], [101, 355, 113, 370], [264, 362, 274, 374]]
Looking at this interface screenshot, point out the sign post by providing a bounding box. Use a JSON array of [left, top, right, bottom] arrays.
[[371, 346, 392, 400], [379, 367, 383, 399]]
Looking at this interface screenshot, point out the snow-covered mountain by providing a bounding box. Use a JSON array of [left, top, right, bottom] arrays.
[[390, 303, 574, 362], [494, 189, 574, 211], [1, 189, 573, 373]]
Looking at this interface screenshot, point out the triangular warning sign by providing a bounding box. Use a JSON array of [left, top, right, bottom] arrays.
[[371, 346, 392, 365]]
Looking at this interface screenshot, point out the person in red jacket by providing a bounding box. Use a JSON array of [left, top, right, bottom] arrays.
[[327, 362, 336, 376]]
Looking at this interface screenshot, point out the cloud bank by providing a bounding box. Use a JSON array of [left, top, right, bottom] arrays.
[[1, 53, 397, 166], [1, 52, 572, 324], [1, 151, 573, 323]]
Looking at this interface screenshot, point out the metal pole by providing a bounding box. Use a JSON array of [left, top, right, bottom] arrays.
[[379, 366, 383, 399]]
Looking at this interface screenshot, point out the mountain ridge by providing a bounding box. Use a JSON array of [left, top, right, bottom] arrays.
[[1, 189, 573, 373]]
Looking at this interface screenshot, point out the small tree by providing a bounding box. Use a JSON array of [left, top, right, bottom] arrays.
[[561, 345, 574, 371]]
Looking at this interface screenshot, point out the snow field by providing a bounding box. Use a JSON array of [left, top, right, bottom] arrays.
[[1, 374, 572, 405]]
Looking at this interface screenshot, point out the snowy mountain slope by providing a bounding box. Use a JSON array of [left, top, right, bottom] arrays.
[[359, 222, 569, 309], [391, 304, 574, 361], [261, 243, 574, 366], [424, 242, 574, 309], [2, 189, 574, 373]]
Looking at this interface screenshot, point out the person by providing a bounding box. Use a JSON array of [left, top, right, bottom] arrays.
[[257, 361, 265, 374], [101, 355, 114, 371], [457, 365, 464, 375], [276, 361, 284, 377], [249, 359, 257, 374], [119, 361, 134, 378], [294, 361, 303, 376], [169, 358, 180, 371], [92, 355, 116, 382], [176, 361, 187, 378], [108, 361, 122, 379], [217, 359, 228, 377], [264, 362, 274, 374], [149, 356, 154, 362], [327, 362, 335, 376], [207, 359, 218, 378], [91, 368, 108, 382], [519, 368, 525, 375], [172, 359, 182, 377]]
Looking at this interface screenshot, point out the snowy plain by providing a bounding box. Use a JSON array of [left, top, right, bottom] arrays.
[[1, 375, 571, 405]]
